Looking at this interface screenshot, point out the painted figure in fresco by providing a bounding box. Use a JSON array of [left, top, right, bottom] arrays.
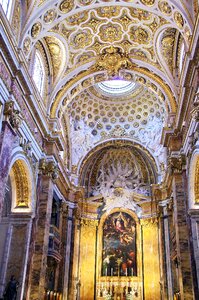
[[102, 212, 136, 277], [3, 275, 19, 300]]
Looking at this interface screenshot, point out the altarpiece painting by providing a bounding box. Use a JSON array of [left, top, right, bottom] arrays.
[[102, 212, 137, 277]]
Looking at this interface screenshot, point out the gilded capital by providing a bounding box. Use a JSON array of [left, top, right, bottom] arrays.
[[168, 154, 186, 174], [39, 158, 59, 180], [80, 218, 98, 228]]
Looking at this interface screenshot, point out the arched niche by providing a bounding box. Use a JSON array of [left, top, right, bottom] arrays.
[[7, 157, 34, 214]]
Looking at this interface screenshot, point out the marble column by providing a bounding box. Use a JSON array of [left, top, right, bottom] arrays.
[[69, 210, 81, 300], [159, 200, 174, 300], [172, 172, 193, 300], [0, 121, 17, 218], [28, 161, 57, 300], [63, 202, 75, 300]]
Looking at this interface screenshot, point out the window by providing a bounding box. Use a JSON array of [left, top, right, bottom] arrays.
[[0, 0, 13, 19], [32, 50, 45, 96], [179, 42, 185, 73], [97, 80, 136, 97]]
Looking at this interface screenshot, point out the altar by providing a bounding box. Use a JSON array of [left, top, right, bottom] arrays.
[[96, 276, 141, 300]]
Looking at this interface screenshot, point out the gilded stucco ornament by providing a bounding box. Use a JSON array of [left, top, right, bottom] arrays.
[[161, 29, 176, 72], [130, 26, 149, 44], [158, 1, 172, 15], [174, 11, 184, 29], [99, 23, 122, 42], [78, 0, 94, 5], [71, 29, 92, 49], [140, 0, 155, 6], [31, 22, 42, 38], [43, 9, 57, 24], [94, 46, 135, 77], [59, 0, 74, 13], [23, 37, 31, 55]]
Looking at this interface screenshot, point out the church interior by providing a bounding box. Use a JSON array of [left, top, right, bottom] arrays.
[[0, 0, 199, 299]]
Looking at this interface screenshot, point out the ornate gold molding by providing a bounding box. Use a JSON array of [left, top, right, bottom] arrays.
[[140, 217, 158, 227], [80, 218, 98, 227]]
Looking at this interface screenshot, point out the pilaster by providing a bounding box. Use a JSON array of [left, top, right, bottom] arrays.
[[62, 201, 76, 300], [28, 159, 58, 300], [169, 155, 194, 299], [0, 101, 21, 218]]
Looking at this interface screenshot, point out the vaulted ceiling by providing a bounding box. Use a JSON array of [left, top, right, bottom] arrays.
[[19, 0, 195, 186]]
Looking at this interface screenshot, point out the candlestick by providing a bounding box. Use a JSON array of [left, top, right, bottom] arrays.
[[111, 268, 113, 276], [131, 268, 133, 276]]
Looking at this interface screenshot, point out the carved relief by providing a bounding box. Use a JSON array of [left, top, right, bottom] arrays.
[[31, 22, 42, 38], [23, 37, 31, 55], [158, 1, 172, 15], [59, 0, 74, 13], [94, 46, 134, 77], [99, 23, 122, 42], [43, 9, 57, 24], [3, 101, 22, 129], [140, 0, 155, 6], [130, 26, 150, 44], [174, 12, 184, 29]]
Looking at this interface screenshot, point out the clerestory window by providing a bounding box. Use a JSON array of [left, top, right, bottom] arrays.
[[32, 50, 45, 96], [0, 0, 13, 19]]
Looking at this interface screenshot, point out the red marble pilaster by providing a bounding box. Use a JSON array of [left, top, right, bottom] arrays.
[[28, 174, 54, 300], [0, 121, 17, 218]]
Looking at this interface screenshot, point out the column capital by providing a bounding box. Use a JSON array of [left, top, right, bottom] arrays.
[[167, 153, 186, 175], [38, 158, 59, 180], [80, 217, 98, 228]]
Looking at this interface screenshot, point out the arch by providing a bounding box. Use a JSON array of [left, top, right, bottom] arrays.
[[78, 140, 159, 197], [7, 155, 35, 214], [50, 67, 177, 119]]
